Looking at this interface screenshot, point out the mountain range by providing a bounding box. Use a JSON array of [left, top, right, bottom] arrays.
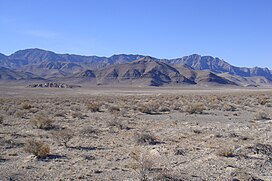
[[0, 48, 271, 87]]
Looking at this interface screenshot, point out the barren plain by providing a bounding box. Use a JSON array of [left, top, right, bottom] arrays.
[[0, 84, 271, 181]]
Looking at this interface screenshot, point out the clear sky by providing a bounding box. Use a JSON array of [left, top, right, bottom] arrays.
[[0, 0, 271, 68]]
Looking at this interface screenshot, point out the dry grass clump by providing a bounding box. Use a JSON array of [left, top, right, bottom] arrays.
[[184, 102, 205, 114], [254, 110, 270, 120], [30, 115, 54, 130], [24, 139, 50, 159]]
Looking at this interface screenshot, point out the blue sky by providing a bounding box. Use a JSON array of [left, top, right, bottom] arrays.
[[0, 0, 271, 68]]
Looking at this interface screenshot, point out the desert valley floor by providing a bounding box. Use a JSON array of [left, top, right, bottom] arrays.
[[0, 85, 271, 181]]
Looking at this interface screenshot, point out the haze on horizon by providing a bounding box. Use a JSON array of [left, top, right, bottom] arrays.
[[0, 0, 271, 68]]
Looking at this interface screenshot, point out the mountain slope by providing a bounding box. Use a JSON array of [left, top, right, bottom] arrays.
[[0, 67, 42, 81], [92, 56, 195, 86], [173, 64, 237, 85], [219, 73, 272, 87], [3, 49, 145, 70], [0, 48, 271, 86], [164, 54, 272, 79]]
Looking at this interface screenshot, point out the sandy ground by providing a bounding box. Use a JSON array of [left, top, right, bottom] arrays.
[[0, 85, 271, 180]]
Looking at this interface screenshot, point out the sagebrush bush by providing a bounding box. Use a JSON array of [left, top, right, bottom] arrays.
[[0, 115, 3, 124], [71, 111, 85, 119], [53, 129, 74, 147], [222, 103, 236, 111], [257, 97, 269, 105], [130, 148, 154, 181], [21, 103, 32, 110], [30, 115, 54, 130], [24, 139, 50, 159], [254, 111, 269, 120], [107, 118, 128, 130], [135, 132, 158, 145], [87, 102, 101, 112], [138, 104, 152, 114], [81, 126, 100, 137], [184, 102, 205, 114], [108, 105, 121, 114]]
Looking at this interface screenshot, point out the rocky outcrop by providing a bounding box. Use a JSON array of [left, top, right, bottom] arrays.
[[27, 82, 81, 88]]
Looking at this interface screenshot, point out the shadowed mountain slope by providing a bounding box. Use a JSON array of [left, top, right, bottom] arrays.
[[93, 56, 195, 86]]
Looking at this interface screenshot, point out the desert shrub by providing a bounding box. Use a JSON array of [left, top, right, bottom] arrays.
[[130, 148, 154, 181], [87, 102, 101, 112], [70, 105, 81, 111], [254, 110, 269, 120], [135, 132, 158, 145], [71, 111, 86, 119], [174, 148, 186, 156], [30, 115, 54, 130], [53, 129, 74, 147], [192, 129, 202, 134], [15, 110, 28, 118], [170, 102, 182, 110], [107, 118, 128, 130], [24, 139, 50, 159], [138, 105, 152, 114], [266, 103, 272, 107], [258, 97, 269, 105], [218, 148, 235, 157], [29, 107, 38, 113], [81, 126, 100, 137], [158, 106, 170, 112], [247, 143, 272, 156], [0, 115, 3, 124], [1, 139, 24, 149], [222, 103, 236, 111], [21, 103, 32, 110], [154, 171, 184, 181], [184, 102, 205, 114], [54, 111, 66, 117], [108, 105, 121, 115]]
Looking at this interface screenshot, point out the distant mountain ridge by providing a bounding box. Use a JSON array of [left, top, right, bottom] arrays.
[[165, 54, 272, 78], [0, 48, 271, 86]]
